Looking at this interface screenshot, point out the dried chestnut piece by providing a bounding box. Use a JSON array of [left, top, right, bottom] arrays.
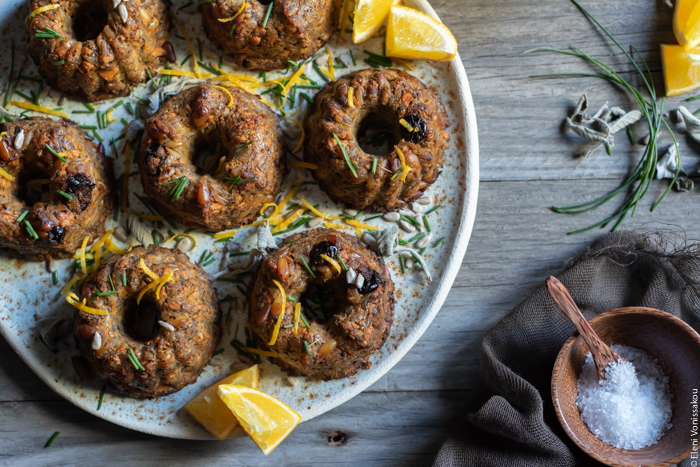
[[358, 270, 381, 295], [309, 241, 338, 266], [401, 115, 427, 143]]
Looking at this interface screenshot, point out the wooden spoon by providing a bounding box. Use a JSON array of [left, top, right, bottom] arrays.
[[546, 276, 624, 380]]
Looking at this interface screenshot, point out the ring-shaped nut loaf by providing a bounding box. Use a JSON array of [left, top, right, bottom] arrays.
[[303, 69, 450, 211], [74, 246, 222, 398], [137, 83, 286, 231], [26, 0, 171, 101], [247, 229, 395, 380], [0, 118, 113, 260], [202, 0, 341, 70]]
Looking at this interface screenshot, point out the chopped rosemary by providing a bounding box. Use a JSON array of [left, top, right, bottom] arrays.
[[95, 290, 118, 297], [44, 431, 60, 448], [44, 143, 66, 162], [262, 2, 274, 28], [35, 27, 61, 39], [420, 246, 427, 256], [83, 102, 95, 112], [364, 215, 382, 222], [162, 176, 189, 201], [16, 210, 29, 223], [299, 256, 316, 278], [79, 125, 97, 130], [213, 348, 224, 357], [127, 348, 145, 371], [424, 204, 441, 215], [333, 132, 357, 178], [52, 270, 58, 286], [408, 232, 425, 243], [53, 60, 64, 66], [423, 215, 431, 232], [236, 141, 254, 152], [299, 312, 310, 328], [303, 339, 312, 356], [122, 272, 127, 286], [300, 92, 314, 105], [399, 254, 406, 274], [349, 49, 356, 66], [398, 238, 408, 246], [434, 237, 445, 248], [371, 157, 378, 174], [337, 255, 348, 271], [400, 215, 421, 227], [57, 190, 73, 201], [97, 384, 106, 410], [25, 220, 38, 240]]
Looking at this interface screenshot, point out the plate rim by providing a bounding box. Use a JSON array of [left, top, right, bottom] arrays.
[[0, 0, 479, 439]]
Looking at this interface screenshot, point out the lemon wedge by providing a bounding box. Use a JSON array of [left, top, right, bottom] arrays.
[[674, 0, 700, 50], [661, 44, 700, 96], [217, 384, 301, 455], [386, 5, 458, 61], [352, 0, 400, 43], [183, 365, 259, 441]]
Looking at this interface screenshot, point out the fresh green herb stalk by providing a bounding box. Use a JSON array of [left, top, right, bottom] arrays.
[[529, 0, 680, 234]]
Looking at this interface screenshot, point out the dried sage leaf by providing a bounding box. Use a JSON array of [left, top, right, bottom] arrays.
[[37, 318, 72, 351], [374, 225, 399, 256], [127, 214, 153, 246], [257, 221, 278, 254], [0, 105, 19, 121], [674, 177, 694, 192], [674, 106, 700, 144], [566, 95, 643, 158], [125, 119, 144, 142]]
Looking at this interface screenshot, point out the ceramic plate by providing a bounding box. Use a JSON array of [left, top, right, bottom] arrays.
[[0, 0, 478, 438]]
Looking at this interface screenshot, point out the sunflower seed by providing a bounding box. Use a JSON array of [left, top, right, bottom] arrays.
[[399, 209, 413, 216], [58, 94, 66, 106], [113, 0, 121, 7], [209, 356, 223, 367], [287, 376, 299, 386], [409, 202, 423, 214], [344, 208, 359, 217], [23, 131, 33, 147], [113, 225, 128, 242], [92, 332, 102, 350], [415, 232, 431, 249], [175, 237, 193, 251], [418, 196, 431, 205], [40, 86, 50, 99], [346, 267, 357, 284], [355, 273, 365, 289], [47, 258, 57, 273], [119, 4, 128, 23], [308, 217, 323, 227], [405, 257, 415, 269], [13, 130, 24, 150], [158, 320, 175, 331], [361, 233, 377, 247], [399, 220, 416, 233], [382, 212, 400, 222]]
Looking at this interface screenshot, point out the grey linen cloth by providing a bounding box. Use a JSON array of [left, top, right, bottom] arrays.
[[434, 231, 700, 467]]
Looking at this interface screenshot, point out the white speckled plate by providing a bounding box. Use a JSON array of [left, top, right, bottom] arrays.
[[0, 0, 478, 438]]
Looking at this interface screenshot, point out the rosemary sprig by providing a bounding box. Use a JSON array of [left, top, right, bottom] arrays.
[[528, 0, 680, 234]]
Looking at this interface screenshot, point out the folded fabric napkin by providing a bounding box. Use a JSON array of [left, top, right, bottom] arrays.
[[433, 231, 700, 467]]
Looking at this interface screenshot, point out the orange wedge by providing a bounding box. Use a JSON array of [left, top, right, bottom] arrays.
[[183, 365, 259, 441], [386, 5, 457, 61], [674, 0, 700, 50], [352, 0, 400, 43], [217, 384, 301, 455], [661, 44, 700, 96]]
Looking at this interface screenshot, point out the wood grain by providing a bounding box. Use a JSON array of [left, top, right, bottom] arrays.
[[4, 0, 700, 465]]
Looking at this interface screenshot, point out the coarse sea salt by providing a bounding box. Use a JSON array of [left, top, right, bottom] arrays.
[[576, 344, 673, 450]]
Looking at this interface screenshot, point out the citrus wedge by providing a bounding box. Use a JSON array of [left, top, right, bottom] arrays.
[[183, 365, 259, 441], [386, 5, 457, 61], [661, 44, 700, 96], [674, 0, 700, 50], [352, 0, 400, 43], [217, 384, 301, 455]]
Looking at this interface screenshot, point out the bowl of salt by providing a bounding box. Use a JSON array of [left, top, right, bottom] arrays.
[[548, 278, 700, 467]]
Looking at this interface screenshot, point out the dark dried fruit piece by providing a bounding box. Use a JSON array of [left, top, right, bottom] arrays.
[[309, 241, 338, 266], [400, 115, 427, 143], [49, 225, 65, 243], [358, 270, 381, 295], [64, 173, 95, 212]]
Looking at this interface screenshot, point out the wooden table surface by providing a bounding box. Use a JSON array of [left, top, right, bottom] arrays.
[[3, 0, 698, 465]]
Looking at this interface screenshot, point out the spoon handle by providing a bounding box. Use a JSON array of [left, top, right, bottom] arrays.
[[546, 276, 623, 380]]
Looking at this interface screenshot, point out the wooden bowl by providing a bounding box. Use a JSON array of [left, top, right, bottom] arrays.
[[552, 307, 700, 467]]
